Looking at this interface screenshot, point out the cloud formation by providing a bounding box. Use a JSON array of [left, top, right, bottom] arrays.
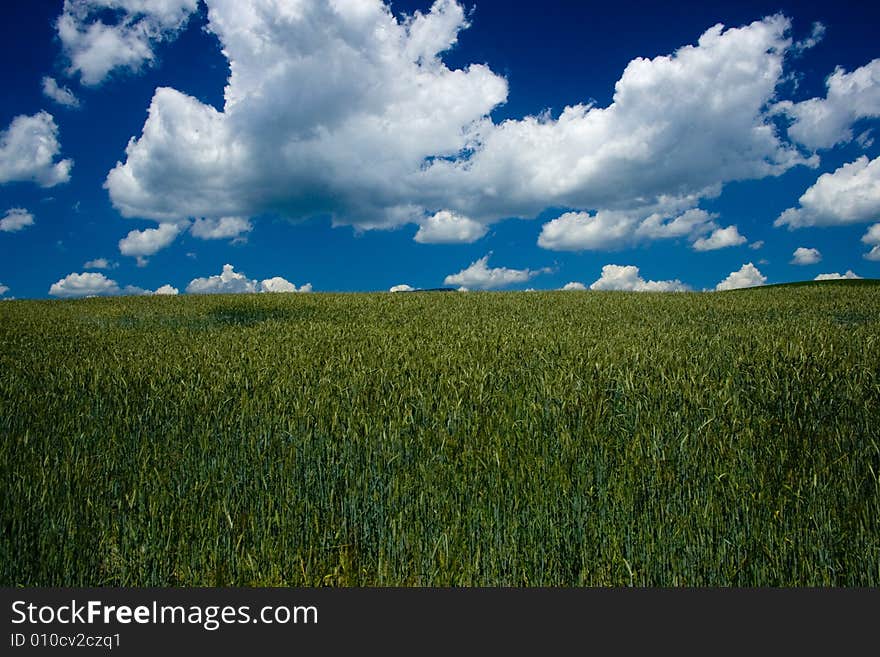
[[0, 208, 35, 232], [83, 257, 117, 269], [814, 270, 861, 280], [42, 76, 80, 107], [48, 271, 175, 297], [443, 255, 547, 290], [862, 223, 880, 261], [118, 222, 182, 259], [715, 262, 766, 290], [790, 247, 821, 265], [0, 112, 73, 187], [691, 225, 747, 251], [190, 216, 252, 240], [414, 210, 487, 244], [589, 264, 689, 292], [186, 264, 310, 294], [775, 155, 880, 228], [390, 284, 416, 292], [56, 0, 200, 85]]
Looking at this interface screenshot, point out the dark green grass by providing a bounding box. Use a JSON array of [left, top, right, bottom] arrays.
[[1, 284, 878, 585]]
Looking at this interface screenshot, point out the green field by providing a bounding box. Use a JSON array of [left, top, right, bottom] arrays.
[[1, 283, 879, 586]]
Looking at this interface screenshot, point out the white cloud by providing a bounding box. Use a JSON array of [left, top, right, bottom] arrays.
[[190, 216, 252, 240], [414, 210, 487, 244], [862, 223, 880, 261], [790, 247, 821, 265], [118, 222, 182, 258], [49, 272, 119, 297], [56, 0, 200, 85], [260, 276, 310, 293], [0, 112, 73, 187], [390, 284, 416, 292], [749, 240, 765, 250], [104, 8, 818, 239], [0, 208, 35, 232], [0, 283, 8, 296], [561, 281, 587, 290], [83, 257, 117, 269], [777, 59, 880, 150], [153, 283, 178, 295], [815, 270, 861, 280], [443, 255, 547, 290], [775, 155, 880, 228], [715, 262, 766, 290], [41, 76, 80, 107], [589, 264, 689, 292], [186, 263, 257, 294], [691, 225, 747, 251]]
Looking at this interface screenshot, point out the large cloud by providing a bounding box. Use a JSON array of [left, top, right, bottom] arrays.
[[775, 156, 880, 228], [186, 264, 311, 294], [589, 264, 689, 292], [715, 263, 766, 290], [56, 0, 200, 85], [0, 112, 73, 187], [776, 59, 880, 150], [103, 5, 820, 240], [48, 271, 176, 297], [414, 210, 487, 244], [443, 255, 547, 290], [118, 222, 182, 260]]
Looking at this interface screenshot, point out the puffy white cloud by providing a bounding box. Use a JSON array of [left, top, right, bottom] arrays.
[[41, 76, 80, 107], [390, 284, 416, 292], [83, 257, 117, 269], [538, 208, 721, 251], [153, 283, 178, 295], [0, 283, 8, 296], [862, 223, 880, 261], [775, 155, 880, 228], [190, 216, 252, 240], [815, 270, 861, 280], [0, 208, 35, 232], [561, 281, 587, 290], [691, 225, 747, 251], [790, 247, 821, 265], [414, 210, 487, 244], [715, 262, 766, 290], [0, 112, 73, 187], [49, 271, 177, 297], [443, 255, 547, 289], [186, 264, 257, 294], [777, 59, 880, 150], [118, 222, 182, 258], [589, 264, 689, 292], [49, 272, 119, 297], [260, 276, 311, 293], [56, 0, 200, 85], [104, 7, 817, 240]]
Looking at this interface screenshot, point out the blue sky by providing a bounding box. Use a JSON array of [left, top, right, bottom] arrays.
[[1, 0, 879, 298]]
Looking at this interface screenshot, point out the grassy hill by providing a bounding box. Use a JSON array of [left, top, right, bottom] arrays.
[[1, 284, 878, 585]]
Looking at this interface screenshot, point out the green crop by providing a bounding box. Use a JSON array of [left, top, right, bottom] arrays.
[[1, 282, 878, 585]]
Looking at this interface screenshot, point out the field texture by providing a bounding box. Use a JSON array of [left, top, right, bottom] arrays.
[[1, 283, 879, 586]]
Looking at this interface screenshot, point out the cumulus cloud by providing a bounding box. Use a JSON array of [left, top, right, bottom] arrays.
[[49, 271, 177, 297], [776, 59, 880, 150], [414, 210, 487, 244], [862, 223, 880, 261], [589, 264, 689, 292], [0, 283, 8, 296], [790, 247, 821, 265], [153, 283, 178, 295], [0, 112, 73, 187], [118, 222, 182, 259], [104, 6, 821, 241], [715, 262, 767, 290], [0, 208, 35, 232], [443, 255, 547, 289], [390, 284, 416, 292], [691, 225, 747, 251], [190, 216, 252, 240], [186, 264, 310, 294], [775, 155, 880, 228], [83, 257, 117, 269], [749, 240, 765, 250], [41, 76, 80, 107], [561, 281, 587, 290], [260, 276, 311, 293], [56, 0, 200, 85], [814, 270, 861, 280]]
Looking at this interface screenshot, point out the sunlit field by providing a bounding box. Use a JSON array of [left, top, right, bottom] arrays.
[[1, 282, 878, 586]]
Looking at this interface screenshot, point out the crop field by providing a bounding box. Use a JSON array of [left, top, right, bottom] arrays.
[[1, 282, 879, 586]]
